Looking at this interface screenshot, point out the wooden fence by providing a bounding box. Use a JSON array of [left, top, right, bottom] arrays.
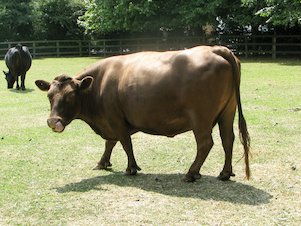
[[1, 35, 300, 59]]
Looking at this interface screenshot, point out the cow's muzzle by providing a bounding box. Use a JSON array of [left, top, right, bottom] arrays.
[[47, 117, 65, 133]]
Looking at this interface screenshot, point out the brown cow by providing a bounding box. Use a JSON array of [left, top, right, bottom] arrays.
[[35, 46, 250, 182]]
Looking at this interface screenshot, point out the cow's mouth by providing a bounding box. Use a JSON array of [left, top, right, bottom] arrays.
[[47, 118, 65, 133], [53, 121, 65, 133]]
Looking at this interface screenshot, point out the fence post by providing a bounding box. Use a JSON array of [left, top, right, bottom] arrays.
[[79, 41, 82, 56], [56, 41, 60, 57], [103, 40, 107, 57], [272, 34, 276, 59], [119, 40, 122, 54], [33, 42, 36, 58]]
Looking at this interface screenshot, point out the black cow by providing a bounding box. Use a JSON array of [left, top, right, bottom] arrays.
[[3, 44, 32, 90]]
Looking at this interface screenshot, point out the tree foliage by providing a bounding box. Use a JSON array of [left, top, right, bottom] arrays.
[[0, 0, 300, 41], [79, 0, 226, 37], [259, 0, 300, 27], [80, 0, 300, 37], [215, 0, 268, 34], [0, 0, 34, 41], [37, 0, 85, 40], [243, 0, 301, 27], [0, 0, 85, 41]]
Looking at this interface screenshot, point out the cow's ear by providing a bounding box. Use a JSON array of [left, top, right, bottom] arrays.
[[79, 76, 93, 91], [35, 80, 50, 91]]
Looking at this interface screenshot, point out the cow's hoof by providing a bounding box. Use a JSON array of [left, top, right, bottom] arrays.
[[16, 86, 20, 90], [93, 161, 112, 170], [184, 172, 202, 182], [125, 165, 141, 175], [22, 87, 26, 90], [217, 171, 235, 181]]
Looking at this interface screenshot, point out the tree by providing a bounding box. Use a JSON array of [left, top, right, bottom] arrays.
[[0, 0, 86, 41], [1, 0, 300, 42], [79, 0, 224, 38], [215, 0, 268, 34], [80, 0, 301, 38], [0, 0, 34, 41], [243, 0, 301, 27], [36, 0, 86, 40]]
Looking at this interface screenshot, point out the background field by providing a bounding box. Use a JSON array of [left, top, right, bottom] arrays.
[[0, 56, 300, 225]]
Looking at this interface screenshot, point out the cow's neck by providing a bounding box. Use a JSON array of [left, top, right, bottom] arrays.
[[75, 69, 103, 122], [78, 90, 100, 123], [75, 68, 117, 139], [77, 90, 113, 139]]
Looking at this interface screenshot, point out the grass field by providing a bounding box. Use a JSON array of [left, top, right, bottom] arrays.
[[0, 56, 300, 225]]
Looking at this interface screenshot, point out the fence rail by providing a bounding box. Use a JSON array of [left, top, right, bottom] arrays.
[[1, 35, 301, 59]]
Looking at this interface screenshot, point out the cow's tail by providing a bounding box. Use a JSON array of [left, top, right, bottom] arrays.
[[213, 46, 251, 179], [16, 44, 23, 51]]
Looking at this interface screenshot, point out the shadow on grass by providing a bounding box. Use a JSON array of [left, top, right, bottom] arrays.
[[55, 172, 272, 206], [9, 88, 35, 93]]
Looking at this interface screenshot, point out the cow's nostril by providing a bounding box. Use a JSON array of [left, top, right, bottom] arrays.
[[47, 118, 56, 129]]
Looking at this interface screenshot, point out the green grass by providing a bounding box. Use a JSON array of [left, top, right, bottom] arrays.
[[0, 57, 300, 225]]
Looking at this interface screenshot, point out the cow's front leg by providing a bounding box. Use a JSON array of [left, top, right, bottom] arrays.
[[21, 74, 26, 90], [93, 140, 117, 170], [119, 134, 141, 175]]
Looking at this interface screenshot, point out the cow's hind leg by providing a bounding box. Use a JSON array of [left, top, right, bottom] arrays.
[[94, 140, 116, 170], [15, 75, 20, 90], [217, 107, 236, 181], [21, 73, 26, 90], [185, 119, 214, 182]]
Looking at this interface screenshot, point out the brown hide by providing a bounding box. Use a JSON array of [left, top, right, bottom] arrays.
[[35, 46, 250, 182]]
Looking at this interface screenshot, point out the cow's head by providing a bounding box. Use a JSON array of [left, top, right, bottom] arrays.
[[3, 71, 15, 89], [35, 75, 93, 133]]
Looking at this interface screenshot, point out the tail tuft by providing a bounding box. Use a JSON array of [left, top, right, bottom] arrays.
[[239, 115, 251, 179]]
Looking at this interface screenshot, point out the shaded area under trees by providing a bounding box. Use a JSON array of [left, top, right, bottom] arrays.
[[0, 0, 300, 42]]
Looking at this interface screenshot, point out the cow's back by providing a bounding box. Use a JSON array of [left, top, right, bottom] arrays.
[[5, 46, 32, 73]]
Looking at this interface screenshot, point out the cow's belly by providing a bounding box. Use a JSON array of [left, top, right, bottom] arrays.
[[124, 102, 192, 137]]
